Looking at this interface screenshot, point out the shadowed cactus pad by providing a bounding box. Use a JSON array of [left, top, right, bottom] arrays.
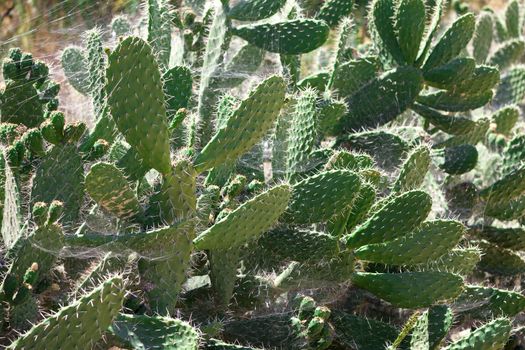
[[351, 272, 464, 308], [258, 228, 339, 263], [342, 67, 423, 131], [455, 286, 525, 318]]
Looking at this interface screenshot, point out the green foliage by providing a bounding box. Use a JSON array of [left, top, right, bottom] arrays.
[[2, 1, 523, 347], [232, 19, 330, 55]]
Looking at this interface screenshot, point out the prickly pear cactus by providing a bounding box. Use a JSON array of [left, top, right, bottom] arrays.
[[2, 0, 525, 348]]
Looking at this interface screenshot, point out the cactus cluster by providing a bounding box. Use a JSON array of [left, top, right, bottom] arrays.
[[1, 0, 525, 348]]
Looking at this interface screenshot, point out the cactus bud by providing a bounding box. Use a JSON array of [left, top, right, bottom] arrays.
[[22, 128, 45, 157], [64, 122, 87, 143], [40, 119, 62, 145], [298, 296, 316, 320], [32, 202, 49, 226], [23, 263, 39, 288], [314, 306, 331, 321], [47, 200, 64, 224]]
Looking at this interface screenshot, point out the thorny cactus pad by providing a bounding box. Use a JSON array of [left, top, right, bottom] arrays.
[[1, 0, 525, 348]]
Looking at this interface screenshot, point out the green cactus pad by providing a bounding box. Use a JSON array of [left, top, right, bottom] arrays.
[[424, 57, 476, 90], [137, 223, 195, 314], [449, 66, 500, 95], [194, 185, 291, 250], [417, 89, 493, 112], [455, 286, 525, 318], [31, 144, 84, 225], [415, 0, 444, 66], [85, 29, 106, 117], [488, 39, 525, 70], [232, 19, 330, 55], [8, 277, 124, 350], [194, 76, 286, 173], [355, 220, 465, 265], [316, 0, 354, 28], [412, 104, 476, 135], [494, 65, 525, 106], [436, 118, 490, 148], [110, 314, 199, 350], [209, 247, 241, 306], [325, 150, 375, 171], [1, 79, 43, 128], [479, 164, 525, 218], [368, 0, 405, 64], [478, 244, 525, 276], [342, 66, 423, 131], [194, 2, 230, 149], [147, 0, 172, 68], [258, 228, 338, 263], [163, 66, 193, 119], [470, 225, 525, 251], [1, 158, 22, 249], [442, 318, 511, 350], [228, 0, 286, 21], [473, 12, 493, 63], [85, 162, 142, 220], [503, 134, 525, 174], [421, 247, 481, 275], [106, 36, 171, 175], [351, 272, 464, 308], [157, 159, 197, 224], [286, 88, 318, 180], [111, 15, 132, 37], [411, 305, 453, 350], [505, 0, 521, 38], [61, 46, 91, 95], [331, 311, 400, 350], [344, 190, 431, 248], [393, 145, 431, 193], [396, 0, 426, 64], [423, 13, 475, 71], [492, 105, 519, 135], [284, 170, 361, 224], [330, 56, 381, 98], [345, 183, 376, 232], [434, 144, 478, 175]]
